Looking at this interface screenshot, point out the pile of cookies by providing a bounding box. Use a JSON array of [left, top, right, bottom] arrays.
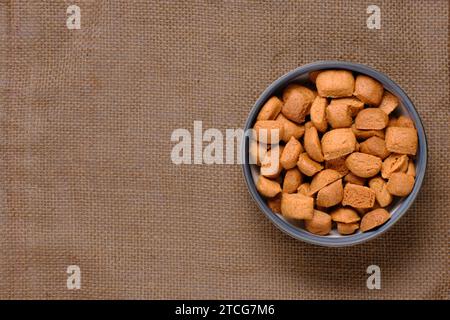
[[252, 70, 418, 236]]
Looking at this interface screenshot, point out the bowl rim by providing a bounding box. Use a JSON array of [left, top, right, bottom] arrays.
[[241, 60, 428, 247]]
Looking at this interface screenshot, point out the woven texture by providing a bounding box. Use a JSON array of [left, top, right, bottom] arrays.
[[0, 0, 448, 299]]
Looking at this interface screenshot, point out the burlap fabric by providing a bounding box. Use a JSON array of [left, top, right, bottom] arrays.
[[0, 0, 448, 299]]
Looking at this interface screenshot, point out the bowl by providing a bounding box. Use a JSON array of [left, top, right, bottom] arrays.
[[242, 61, 427, 247]]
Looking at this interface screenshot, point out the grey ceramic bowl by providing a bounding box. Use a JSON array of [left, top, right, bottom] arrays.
[[242, 61, 427, 247]]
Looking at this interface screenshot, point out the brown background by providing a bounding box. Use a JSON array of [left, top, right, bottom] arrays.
[[0, 0, 448, 299]]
